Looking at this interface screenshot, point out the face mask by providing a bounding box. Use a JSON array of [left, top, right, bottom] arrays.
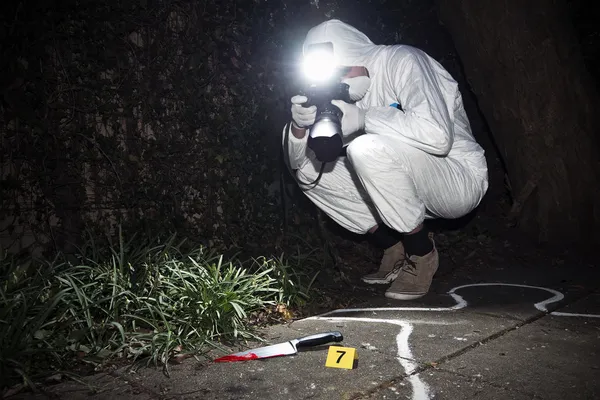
[[342, 75, 371, 102]]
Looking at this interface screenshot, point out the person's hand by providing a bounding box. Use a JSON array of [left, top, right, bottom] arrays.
[[331, 100, 366, 136], [291, 95, 317, 129]]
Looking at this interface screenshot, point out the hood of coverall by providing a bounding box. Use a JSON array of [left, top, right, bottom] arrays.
[[302, 19, 383, 70]]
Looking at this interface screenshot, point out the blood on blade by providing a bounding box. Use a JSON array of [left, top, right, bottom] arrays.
[[213, 352, 287, 362], [214, 353, 259, 362]]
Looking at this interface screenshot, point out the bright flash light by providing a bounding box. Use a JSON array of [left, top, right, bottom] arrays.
[[303, 49, 337, 83], [310, 118, 339, 138]]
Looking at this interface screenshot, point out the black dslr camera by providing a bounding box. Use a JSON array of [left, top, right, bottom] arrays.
[[301, 42, 352, 163]]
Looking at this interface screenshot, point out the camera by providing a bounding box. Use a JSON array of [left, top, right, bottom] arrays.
[[301, 42, 352, 163]]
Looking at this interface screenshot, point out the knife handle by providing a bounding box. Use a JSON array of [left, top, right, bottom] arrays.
[[295, 331, 343, 349]]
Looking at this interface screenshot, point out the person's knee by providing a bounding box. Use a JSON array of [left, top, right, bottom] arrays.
[[347, 135, 422, 170], [346, 135, 386, 166]]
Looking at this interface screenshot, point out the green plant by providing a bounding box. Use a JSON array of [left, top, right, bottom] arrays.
[[0, 252, 67, 389], [0, 231, 318, 391]]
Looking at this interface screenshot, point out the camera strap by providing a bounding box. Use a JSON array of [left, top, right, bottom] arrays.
[[282, 122, 327, 191]]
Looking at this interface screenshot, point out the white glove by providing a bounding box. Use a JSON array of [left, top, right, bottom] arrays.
[[342, 76, 371, 102], [291, 95, 317, 129], [331, 100, 366, 136]]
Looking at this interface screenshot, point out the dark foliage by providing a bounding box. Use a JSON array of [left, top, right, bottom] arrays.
[[0, 0, 473, 257]]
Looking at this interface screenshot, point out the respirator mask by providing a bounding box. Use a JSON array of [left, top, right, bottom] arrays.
[[301, 42, 353, 163]]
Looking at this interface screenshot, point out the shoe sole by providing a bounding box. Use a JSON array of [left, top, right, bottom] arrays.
[[384, 291, 426, 300], [361, 269, 401, 285]]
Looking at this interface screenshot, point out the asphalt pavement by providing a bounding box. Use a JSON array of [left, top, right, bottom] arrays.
[[14, 259, 600, 400]]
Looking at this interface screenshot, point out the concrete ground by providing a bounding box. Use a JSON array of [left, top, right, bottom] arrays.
[[15, 260, 600, 400]]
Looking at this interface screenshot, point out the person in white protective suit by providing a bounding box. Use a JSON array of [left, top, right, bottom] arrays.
[[282, 19, 489, 300]]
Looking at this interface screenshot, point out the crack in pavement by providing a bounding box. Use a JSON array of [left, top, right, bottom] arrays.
[[348, 287, 600, 399], [347, 314, 546, 399], [38, 283, 599, 400]]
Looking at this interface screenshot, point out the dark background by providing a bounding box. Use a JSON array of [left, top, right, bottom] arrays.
[[0, 0, 598, 263]]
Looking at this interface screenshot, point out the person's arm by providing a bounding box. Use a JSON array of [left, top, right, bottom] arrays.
[[364, 49, 456, 156], [282, 122, 309, 171], [291, 123, 307, 139], [282, 95, 316, 170]]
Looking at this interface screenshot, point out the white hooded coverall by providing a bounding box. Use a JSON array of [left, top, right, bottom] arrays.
[[283, 20, 489, 234]]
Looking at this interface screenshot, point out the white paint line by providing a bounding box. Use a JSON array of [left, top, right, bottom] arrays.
[[304, 315, 462, 325], [310, 316, 430, 400], [310, 306, 460, 318], [309, 282, 574, 319], [408, 375, 431, 400], [550, 311, 600, 318], [449, 283, 600, 318], [396, 322, 431, 400], [447, 283, 565, 313], [299, 282, 600, 400], [396, 321, 418, 374]]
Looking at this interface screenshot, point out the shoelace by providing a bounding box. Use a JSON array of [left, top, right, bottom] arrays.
[[382, 250, 405, 272], [393, 257, 405, 268], [400, 258, 418, 276]]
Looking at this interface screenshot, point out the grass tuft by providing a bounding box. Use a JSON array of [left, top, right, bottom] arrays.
[[0, 230, 318, 391]]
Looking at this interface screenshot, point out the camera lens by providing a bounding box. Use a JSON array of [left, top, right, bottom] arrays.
[[308, 113, 343, 163]]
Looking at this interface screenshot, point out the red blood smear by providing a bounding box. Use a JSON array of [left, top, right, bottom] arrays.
[[213, 353, 259, 362], [213, 353, 285, 362]]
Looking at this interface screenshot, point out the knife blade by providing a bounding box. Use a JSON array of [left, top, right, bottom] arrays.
[[213, 331, 343, 362]]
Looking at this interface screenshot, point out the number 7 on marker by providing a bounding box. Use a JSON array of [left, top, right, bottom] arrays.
[[325, 346, 356, 369]]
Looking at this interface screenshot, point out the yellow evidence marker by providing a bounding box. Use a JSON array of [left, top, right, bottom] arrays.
[[325, 345, 358, 369]]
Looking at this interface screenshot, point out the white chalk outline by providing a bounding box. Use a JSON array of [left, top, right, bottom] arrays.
[[302, 282, 600, 400], [309, 283, 600, 318]]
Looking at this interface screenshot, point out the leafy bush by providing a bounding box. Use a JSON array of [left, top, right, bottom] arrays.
[[0, 231, 316, 391]]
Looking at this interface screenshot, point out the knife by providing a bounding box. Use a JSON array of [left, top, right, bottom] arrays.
[[213, 331, 343, 362]]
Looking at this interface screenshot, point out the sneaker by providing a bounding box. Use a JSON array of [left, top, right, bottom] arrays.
[[361, 241, 406, 285], [385, 238, 439, 300]]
